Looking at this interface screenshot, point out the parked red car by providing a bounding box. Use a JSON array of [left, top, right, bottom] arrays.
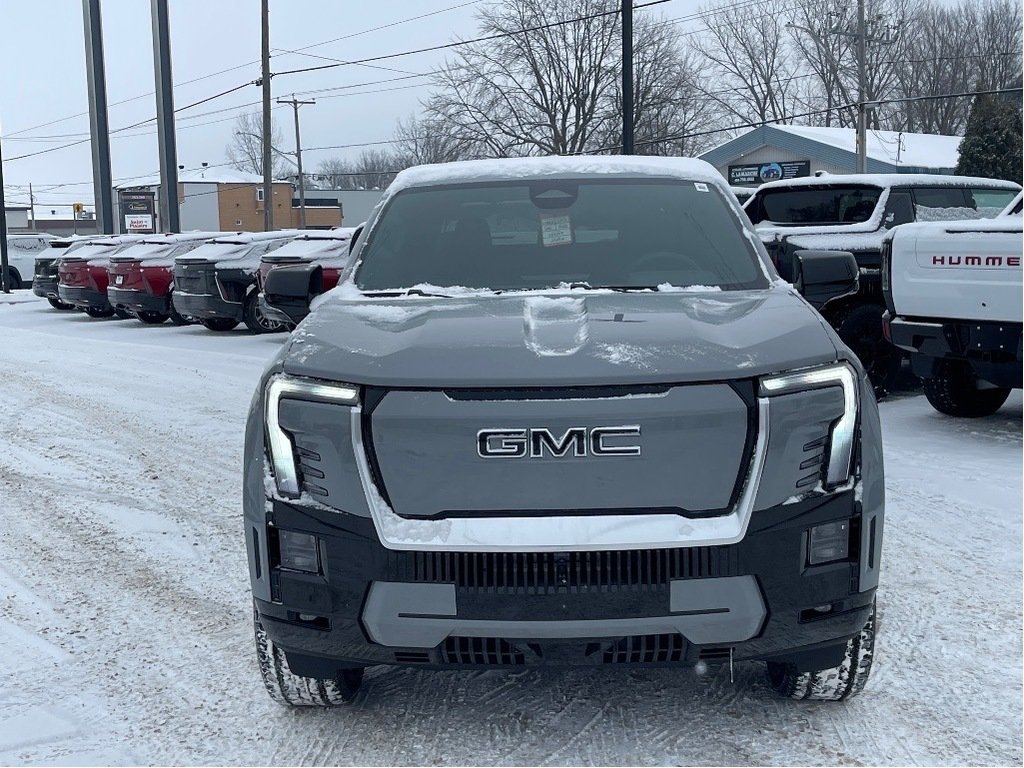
[[250, 227, 356, 332], [56, 235, 149, 318], [106, 232, 224, 324]]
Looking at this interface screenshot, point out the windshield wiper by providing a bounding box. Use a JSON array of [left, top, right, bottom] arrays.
[[564, 281, 661, 292], [363, 287, 452, 298]]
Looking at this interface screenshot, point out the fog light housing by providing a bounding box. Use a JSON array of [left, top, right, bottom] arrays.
[[278, 530, 321, 574], [808, 520, 850, 565]]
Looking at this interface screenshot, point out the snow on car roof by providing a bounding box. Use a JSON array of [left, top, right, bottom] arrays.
[[388, 156, 727, 194], [207, 230, 301, 245], [755, 174, 1021, 191], [285, 226, 357, 241], [135, 231, 227, 245]]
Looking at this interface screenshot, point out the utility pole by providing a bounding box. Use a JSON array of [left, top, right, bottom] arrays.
[[261, 0, 274, 231], [276, 95, 314, 229], [29, 183, 36, 231], [621, 0, 634, 155], [855, 0, 867, 173], [82, 0, 114, 234], [0, 136, 10, 294], [151, 0, 180, 232]]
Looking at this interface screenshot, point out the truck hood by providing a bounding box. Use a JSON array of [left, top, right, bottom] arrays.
[[282, 287, 839, 387]]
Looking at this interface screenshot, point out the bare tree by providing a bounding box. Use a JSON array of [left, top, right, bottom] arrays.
[[315, 150, 407, 191], [693, 0, 797, 125], [226, 111, 291, 178], [391, 115, 473, 165], [425, 0, 622, 156]]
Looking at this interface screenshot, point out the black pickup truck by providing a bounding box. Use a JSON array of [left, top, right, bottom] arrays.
[[744, 174, 1020, 391]]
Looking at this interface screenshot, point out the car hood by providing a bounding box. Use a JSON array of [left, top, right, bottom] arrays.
[[281, 287, 839, 387]]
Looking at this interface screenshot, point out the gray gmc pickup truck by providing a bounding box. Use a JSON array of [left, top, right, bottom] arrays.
[[244, 156, 884, 705]]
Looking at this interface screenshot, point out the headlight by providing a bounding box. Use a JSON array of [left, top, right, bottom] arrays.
[[759, 362, 858, 489], [264, 374, 359, 497]]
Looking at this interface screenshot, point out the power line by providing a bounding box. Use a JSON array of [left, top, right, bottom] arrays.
[[271, 0, 676, 78], [1, 0, 482, 140]]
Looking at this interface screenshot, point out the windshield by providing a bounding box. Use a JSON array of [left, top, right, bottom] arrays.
[[748, 185, 883, 226], [355, 179, 767, 292]]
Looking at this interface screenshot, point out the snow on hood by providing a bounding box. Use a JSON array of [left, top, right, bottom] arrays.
[[285, 286, 840, 388]]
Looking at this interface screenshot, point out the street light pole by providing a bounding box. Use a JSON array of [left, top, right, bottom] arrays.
[[855, 0, 868, 173], [276, 95, 315, 229], [261, 0, 274, 231], [621, 0, 634, 155]]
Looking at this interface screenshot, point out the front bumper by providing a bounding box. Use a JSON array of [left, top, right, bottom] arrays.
[[108, 286, 169, 314], [58, 284, 109, 310], [33, 277, 59, 299], [887, 315, 1023, 388], [252, 491, 878, 676], [173, 290, 243, 322]]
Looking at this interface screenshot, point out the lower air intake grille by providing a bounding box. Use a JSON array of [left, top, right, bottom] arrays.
[[603, 634, 686, 664], [441, 637, 526, 665], [388, 546, 740, 594]]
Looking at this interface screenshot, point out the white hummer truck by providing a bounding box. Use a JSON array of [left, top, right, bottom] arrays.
[[882, 199, 1022, 416]]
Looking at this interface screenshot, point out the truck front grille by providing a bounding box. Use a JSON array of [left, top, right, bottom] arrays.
[[601, 633, 686, 664], [441, 636, 526, 665], [388, 546, 740, 595]]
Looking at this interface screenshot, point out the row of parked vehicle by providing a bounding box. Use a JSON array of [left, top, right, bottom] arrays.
[[9, 169, 1021, 413], [28, 226, 357, 333]]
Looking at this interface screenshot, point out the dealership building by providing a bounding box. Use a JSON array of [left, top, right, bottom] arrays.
[[699, 125, 964, 186]]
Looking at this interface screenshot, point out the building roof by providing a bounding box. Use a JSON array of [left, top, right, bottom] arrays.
[[115, 167, 290, 190], [700, 125, 965, 174]]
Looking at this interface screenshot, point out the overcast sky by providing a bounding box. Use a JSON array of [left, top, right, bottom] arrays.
[[0, 0, 514, 213]]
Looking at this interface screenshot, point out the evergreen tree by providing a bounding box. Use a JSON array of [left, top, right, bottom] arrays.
[[955, 94, 1023, 184]]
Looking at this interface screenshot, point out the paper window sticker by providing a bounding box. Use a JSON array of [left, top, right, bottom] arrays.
[[695, 182, 709, 192], [540, 213, 573, 247]]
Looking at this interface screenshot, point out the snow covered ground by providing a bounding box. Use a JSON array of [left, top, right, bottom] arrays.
[[0, 291, 1020, 766]]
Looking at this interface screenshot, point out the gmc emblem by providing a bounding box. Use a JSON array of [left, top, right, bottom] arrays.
[[477, 426, 641, 458]]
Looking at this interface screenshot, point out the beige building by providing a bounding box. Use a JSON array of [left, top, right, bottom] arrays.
[[115, 167, 341, 233]]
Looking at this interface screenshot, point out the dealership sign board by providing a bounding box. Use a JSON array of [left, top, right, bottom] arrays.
[[728, 161, 811, 186], [119, 191, 156, 234]]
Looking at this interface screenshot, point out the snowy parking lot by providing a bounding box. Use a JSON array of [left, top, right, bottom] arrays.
[[0, 291, 1020, 766]]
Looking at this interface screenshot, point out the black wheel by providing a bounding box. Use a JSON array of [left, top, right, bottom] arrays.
[[136, 311, 168, 325], [834, 303, 901, 395], [244, 290, 289, 334], [201, 317, 240, 332], [47, 297, 74, 310], [114, 308, 134, 320], [84, 305, 115, 319], [767, 600, 876, 701], [167, 288, 192, 326], [253, 604, 363, 706], [922, 359, 1011, 417], [4, 269, 21, 290]]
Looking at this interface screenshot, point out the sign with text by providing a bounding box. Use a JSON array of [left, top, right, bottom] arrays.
[[118, 191, 156, 233], [728, 161, 811, 186]]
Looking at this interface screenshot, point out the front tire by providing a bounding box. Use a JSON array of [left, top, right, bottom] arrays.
[[167, 288, 192, 326], [47, 297, 74, 310], [253, 604, 363, 707], [923, 359, 1011, 417], [244, 290, 289, 334], [766, 601, 876, 701], [834, 304, 901, 395], [3, 269, 21, 290]]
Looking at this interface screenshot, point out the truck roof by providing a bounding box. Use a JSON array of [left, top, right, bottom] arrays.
[[755, 174, 1021, 192], [388, 156, 727, 194]]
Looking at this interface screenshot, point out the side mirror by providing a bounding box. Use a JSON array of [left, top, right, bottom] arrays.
[[263, 263, 323, 326], [792, 249, 859, 310]]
